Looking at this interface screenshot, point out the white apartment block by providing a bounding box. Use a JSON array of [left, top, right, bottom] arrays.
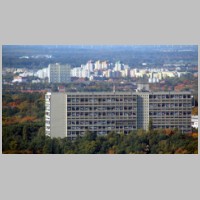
[[48, 63, 71, 83], [85, 61, 94, 72], [36, 68, 49, 79], [71, 67, 90, 78]]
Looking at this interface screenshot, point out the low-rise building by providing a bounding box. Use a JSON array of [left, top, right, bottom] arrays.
[[191, 115, 198, 129], [12, 76, 27, 83]]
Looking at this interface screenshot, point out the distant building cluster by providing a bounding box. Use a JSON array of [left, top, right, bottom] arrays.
[[7, 63, 71, 84], [70, 60, 192, 82], [3, 60, 194, 84]]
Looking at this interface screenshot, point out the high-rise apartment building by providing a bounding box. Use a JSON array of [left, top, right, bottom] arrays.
[[45, 91, 192, 138], [48, 63, 71, 83]]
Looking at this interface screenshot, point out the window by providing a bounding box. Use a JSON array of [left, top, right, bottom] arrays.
[[175, 95, 179, 99], [157, 95, 162, 99]]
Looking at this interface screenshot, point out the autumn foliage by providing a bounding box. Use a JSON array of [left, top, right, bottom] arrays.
[[2, 92, 45, 126], [163, 128, 175, 136]]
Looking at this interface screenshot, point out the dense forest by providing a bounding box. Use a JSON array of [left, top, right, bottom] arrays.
[[2, 92, 198, 154], [2, 125, 198, 154]]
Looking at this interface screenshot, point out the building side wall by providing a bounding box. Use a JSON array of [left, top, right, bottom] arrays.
[[50, 93, 66, 137], [49, 64, 60, 83], [137, 93, 149, 130], [45, 92, 51, 136], [60, 65, 71, 83]]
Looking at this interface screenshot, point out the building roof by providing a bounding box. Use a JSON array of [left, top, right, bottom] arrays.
[[47, 91, 191, 95]]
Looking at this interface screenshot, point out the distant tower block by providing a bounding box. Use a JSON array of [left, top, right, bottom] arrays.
[[48, 63, 71, 83]]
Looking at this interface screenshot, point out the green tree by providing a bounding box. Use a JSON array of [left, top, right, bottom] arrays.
[[148, 118, 153, 131], [22, 124, 29, 141], [9, 140, 18, 150], [85, 130, 97, 141], [43, 137, 52, 154]]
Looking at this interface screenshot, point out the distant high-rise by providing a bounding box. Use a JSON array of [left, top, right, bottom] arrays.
[[48, 63, 71, 83], [114, 61, 124, 71]]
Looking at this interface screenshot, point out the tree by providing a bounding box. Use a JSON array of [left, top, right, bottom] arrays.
[[43, 137, 52, 154], [192, 107, 198, 115], [85, 130, 97, 141], [148, 118, 153, 131], [9, 140, 18, 150], [22, 124, 29, 141]]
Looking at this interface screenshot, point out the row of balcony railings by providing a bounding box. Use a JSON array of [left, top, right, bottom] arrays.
[[151, 121, 191, 124], [67, 126, 190, 135], [67, 112, 137, 117], [67, 130, 134, 136], [149, 103, 191, 108], [149, 111, 191, 116], [152, 125, 191, 129], [67, 131, 108, 136], [67, 126, 137, 130], [67, 121, 136, 125], [67, 106, 137, 111], [149, 94, 191, 99], [66, 99, 192, 104], [67, 98, 137, 103]]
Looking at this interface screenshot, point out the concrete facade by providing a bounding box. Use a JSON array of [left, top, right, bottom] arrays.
[[137, 93, 149, 130], [45, 92, 66, 138], [45, 91, 192, 138], [48, 63, 71, 83], [149, 91, 192, 133]]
